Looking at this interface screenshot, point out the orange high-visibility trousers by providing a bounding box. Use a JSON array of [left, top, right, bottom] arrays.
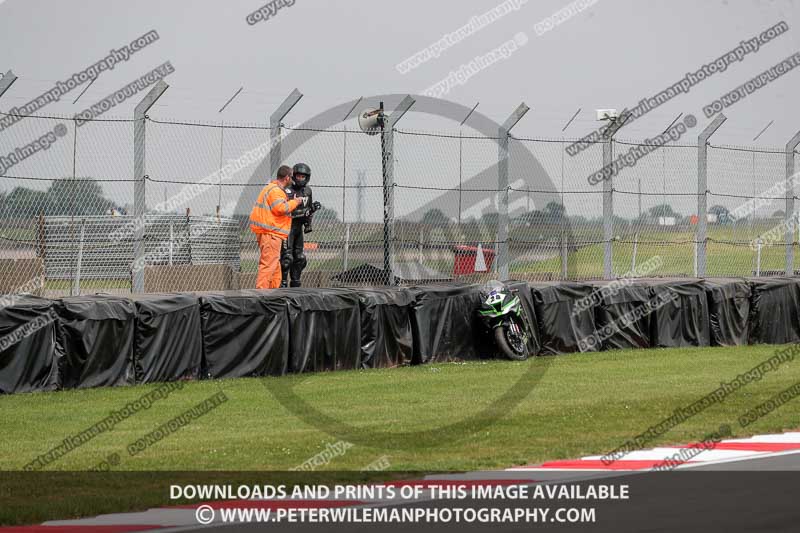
[[256, 233, 284, 289]]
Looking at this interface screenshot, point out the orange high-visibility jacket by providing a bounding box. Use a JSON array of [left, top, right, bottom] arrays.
[[249, 180, 302, 239]]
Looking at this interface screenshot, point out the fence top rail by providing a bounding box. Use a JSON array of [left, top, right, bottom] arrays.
[[707, 142, 788, 155]]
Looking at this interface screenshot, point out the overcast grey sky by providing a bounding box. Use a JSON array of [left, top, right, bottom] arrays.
[[2, 0, 800, 221], [2, 0, 799, 142]]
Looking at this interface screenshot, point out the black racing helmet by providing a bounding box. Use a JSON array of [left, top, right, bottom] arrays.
[[292, 163, 311, 187]]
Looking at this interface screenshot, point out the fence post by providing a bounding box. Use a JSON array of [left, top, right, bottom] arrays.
[[169, 222, 174, 265], [72, 219, 85, 296], [600, 114, 628, 280], [132, 80, 168, 293], [185, 207, 192, 264], [343, 223, 350, 272], [382, 95, 415, 285], [269, 89, 303, 177], [697, 114, 726, 278], [497, 103, 530, 281], [756, 239, 762, 277], [419, 227, 424, 263], [785, 129, 800, 275]]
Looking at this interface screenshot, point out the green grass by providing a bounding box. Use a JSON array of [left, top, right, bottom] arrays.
[[518, 230, 787, 278], [3, 345, 799, 472], [2, 345, 799, 524]]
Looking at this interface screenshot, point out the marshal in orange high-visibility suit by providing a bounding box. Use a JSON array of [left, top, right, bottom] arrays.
[[250, 165, 304, 288]]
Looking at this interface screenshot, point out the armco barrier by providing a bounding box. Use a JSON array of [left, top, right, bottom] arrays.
[[3, 278, 800, 394]]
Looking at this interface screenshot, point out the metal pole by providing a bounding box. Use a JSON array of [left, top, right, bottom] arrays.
[[561, 136, 567, 279], [0, 70, 18, 99], [218, 121, 224, 210], [356, 170, 365, 223], [756, 239, 762, 277], [785, 129, 800, 275], [269, 88, 302, 177], [380, 103, 390, 283], [72, 118, 78, 180], [600, 114, 628, 280], [637, 178, 642, 219], [342, 125, 348, 263], [133, 80, 168, 293], [0, 69, 18, 204], [343, 223, 350, 272], [458, 129, 463, 226], [169, 222, 174, 265], [697, 114, 726, 277], [381, 95, 415, 285], [632, 233, 638, 273], [72, 219, 85, 296], [342, 126, 348, 221], [497, 103, 530, 280]]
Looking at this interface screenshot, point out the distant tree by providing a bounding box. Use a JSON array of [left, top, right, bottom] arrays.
[[47, 178, 117, 216], [516, 209, 546, 226], [543, 201, 566, 221], [421, 208, 449, 225], [2, 187, 48, 217], [772, 210, 786, 219], [1, 178, 121, 218], [648, 204, 679, 219], [709, 205, 732, 224], [313, 206, 339, 222]]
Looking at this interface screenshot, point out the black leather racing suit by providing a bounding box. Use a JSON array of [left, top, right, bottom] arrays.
[[280, 183, 315, 287]]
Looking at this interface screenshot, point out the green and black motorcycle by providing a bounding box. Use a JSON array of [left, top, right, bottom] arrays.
[[477, 280, 531, 361]]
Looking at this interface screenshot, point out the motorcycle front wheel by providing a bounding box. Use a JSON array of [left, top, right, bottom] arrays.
[[494, 315, 529, 361]]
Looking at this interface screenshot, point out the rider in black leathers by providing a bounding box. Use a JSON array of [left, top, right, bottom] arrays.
[[280, 162, 321, 287]]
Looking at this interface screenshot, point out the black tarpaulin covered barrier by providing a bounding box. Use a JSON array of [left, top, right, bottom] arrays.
[[54, 295, 135, 389], [645, 279, 711, 348], [748, 277, 800, 345], [131, 293, 203, 383], [407, 283, 494, 363], [504, 281, 541, 356], [703, 278, 751, 346], [589, 281, 653, 350], [0, 295, 60, 394], [354, 287, 415, 368], [199, 290, 289, 378], [529, 281, 598, 355], [283, 288, 361, 373]]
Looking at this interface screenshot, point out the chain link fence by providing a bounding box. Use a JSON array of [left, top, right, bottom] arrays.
[[1, 106, 798, 297]]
